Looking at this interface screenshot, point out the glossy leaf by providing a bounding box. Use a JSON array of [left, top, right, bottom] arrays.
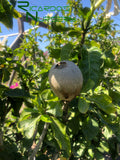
[[88, 148, 94, 158], [90, 94, 116, 114], [80, 47, 103, 86], [47, 102, 63, 117], [100, 141, 109, 152], [18, 116, 40, 139], [78, 97, 89, 114], [51, 117, 71, 157], [20, 108, 39, 121], [103, 126, 113, 140], [40, 115, 52, 123]]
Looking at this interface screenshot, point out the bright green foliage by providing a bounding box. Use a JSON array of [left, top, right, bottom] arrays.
[[89, 94, 116, 114], [78, 97, 89, 113], [0, 0, 120, 159], [80, 47, 104, 86], [0, 0, 21, 28], [51, 117, 71, 157], [18, 116, 40, 139]]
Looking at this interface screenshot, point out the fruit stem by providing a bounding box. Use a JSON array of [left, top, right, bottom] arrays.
[[62, 101, 69, 123]]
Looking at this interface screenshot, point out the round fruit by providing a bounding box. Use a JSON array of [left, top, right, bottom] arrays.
[[49, 60, 83, 101]]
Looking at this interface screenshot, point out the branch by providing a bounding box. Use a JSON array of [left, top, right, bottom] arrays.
[[78, 30, 87, 63], [78, 0, 106, 63], [62, 101, 69, 123], [28, 123, 49, 160]]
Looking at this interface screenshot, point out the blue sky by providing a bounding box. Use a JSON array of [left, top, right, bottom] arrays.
[[0, 0, 120, 51]]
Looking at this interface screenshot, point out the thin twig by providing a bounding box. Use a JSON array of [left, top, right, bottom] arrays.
[[28, 123, 49, 160], [28, 126, 38, 155]]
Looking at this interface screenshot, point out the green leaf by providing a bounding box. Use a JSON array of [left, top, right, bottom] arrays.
[[51, 21, 72, 32], [109, 90, 120, 104], [80, 47, 103, 87], [51, 117, 71, 157], [50, 48, 61, 59], [78, 97, 89, 114], [10, 0, 16, 7], [88, 148, 94, 158], [82, 79, 95, 92], [82, 117, 99, 141], [0, 84, 8, 96], [2, 69, 10, 83], [68, 29, 81, 37], [76, 144, 86, 157], [90, 94, 116, 114], [0, 0, 21, 28], [4, 88, 30, 98], [78, 7, 90, 18], [68, 116, 80, 135], [61, 43, 73, 61], [40, 115, 52, 123], [20, 108, 39, 121], [90, 40, 100, 48], [94, 150, 104, 160], [99, 141, 109, 152], [97, 112, 120, 141], [18, 116, 40, 139], [102, 126, 113, 140], [47, 102, 63, 117]]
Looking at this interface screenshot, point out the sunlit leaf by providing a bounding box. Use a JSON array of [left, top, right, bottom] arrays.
[[51, 117, 71, 157], [103, 126, 113, 140], [47, 102, 63, 117], [90, 94, 116, 114], [80, 47, 104, 87], [18, 116, 40, 139], [40, 115, 52, 123]]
